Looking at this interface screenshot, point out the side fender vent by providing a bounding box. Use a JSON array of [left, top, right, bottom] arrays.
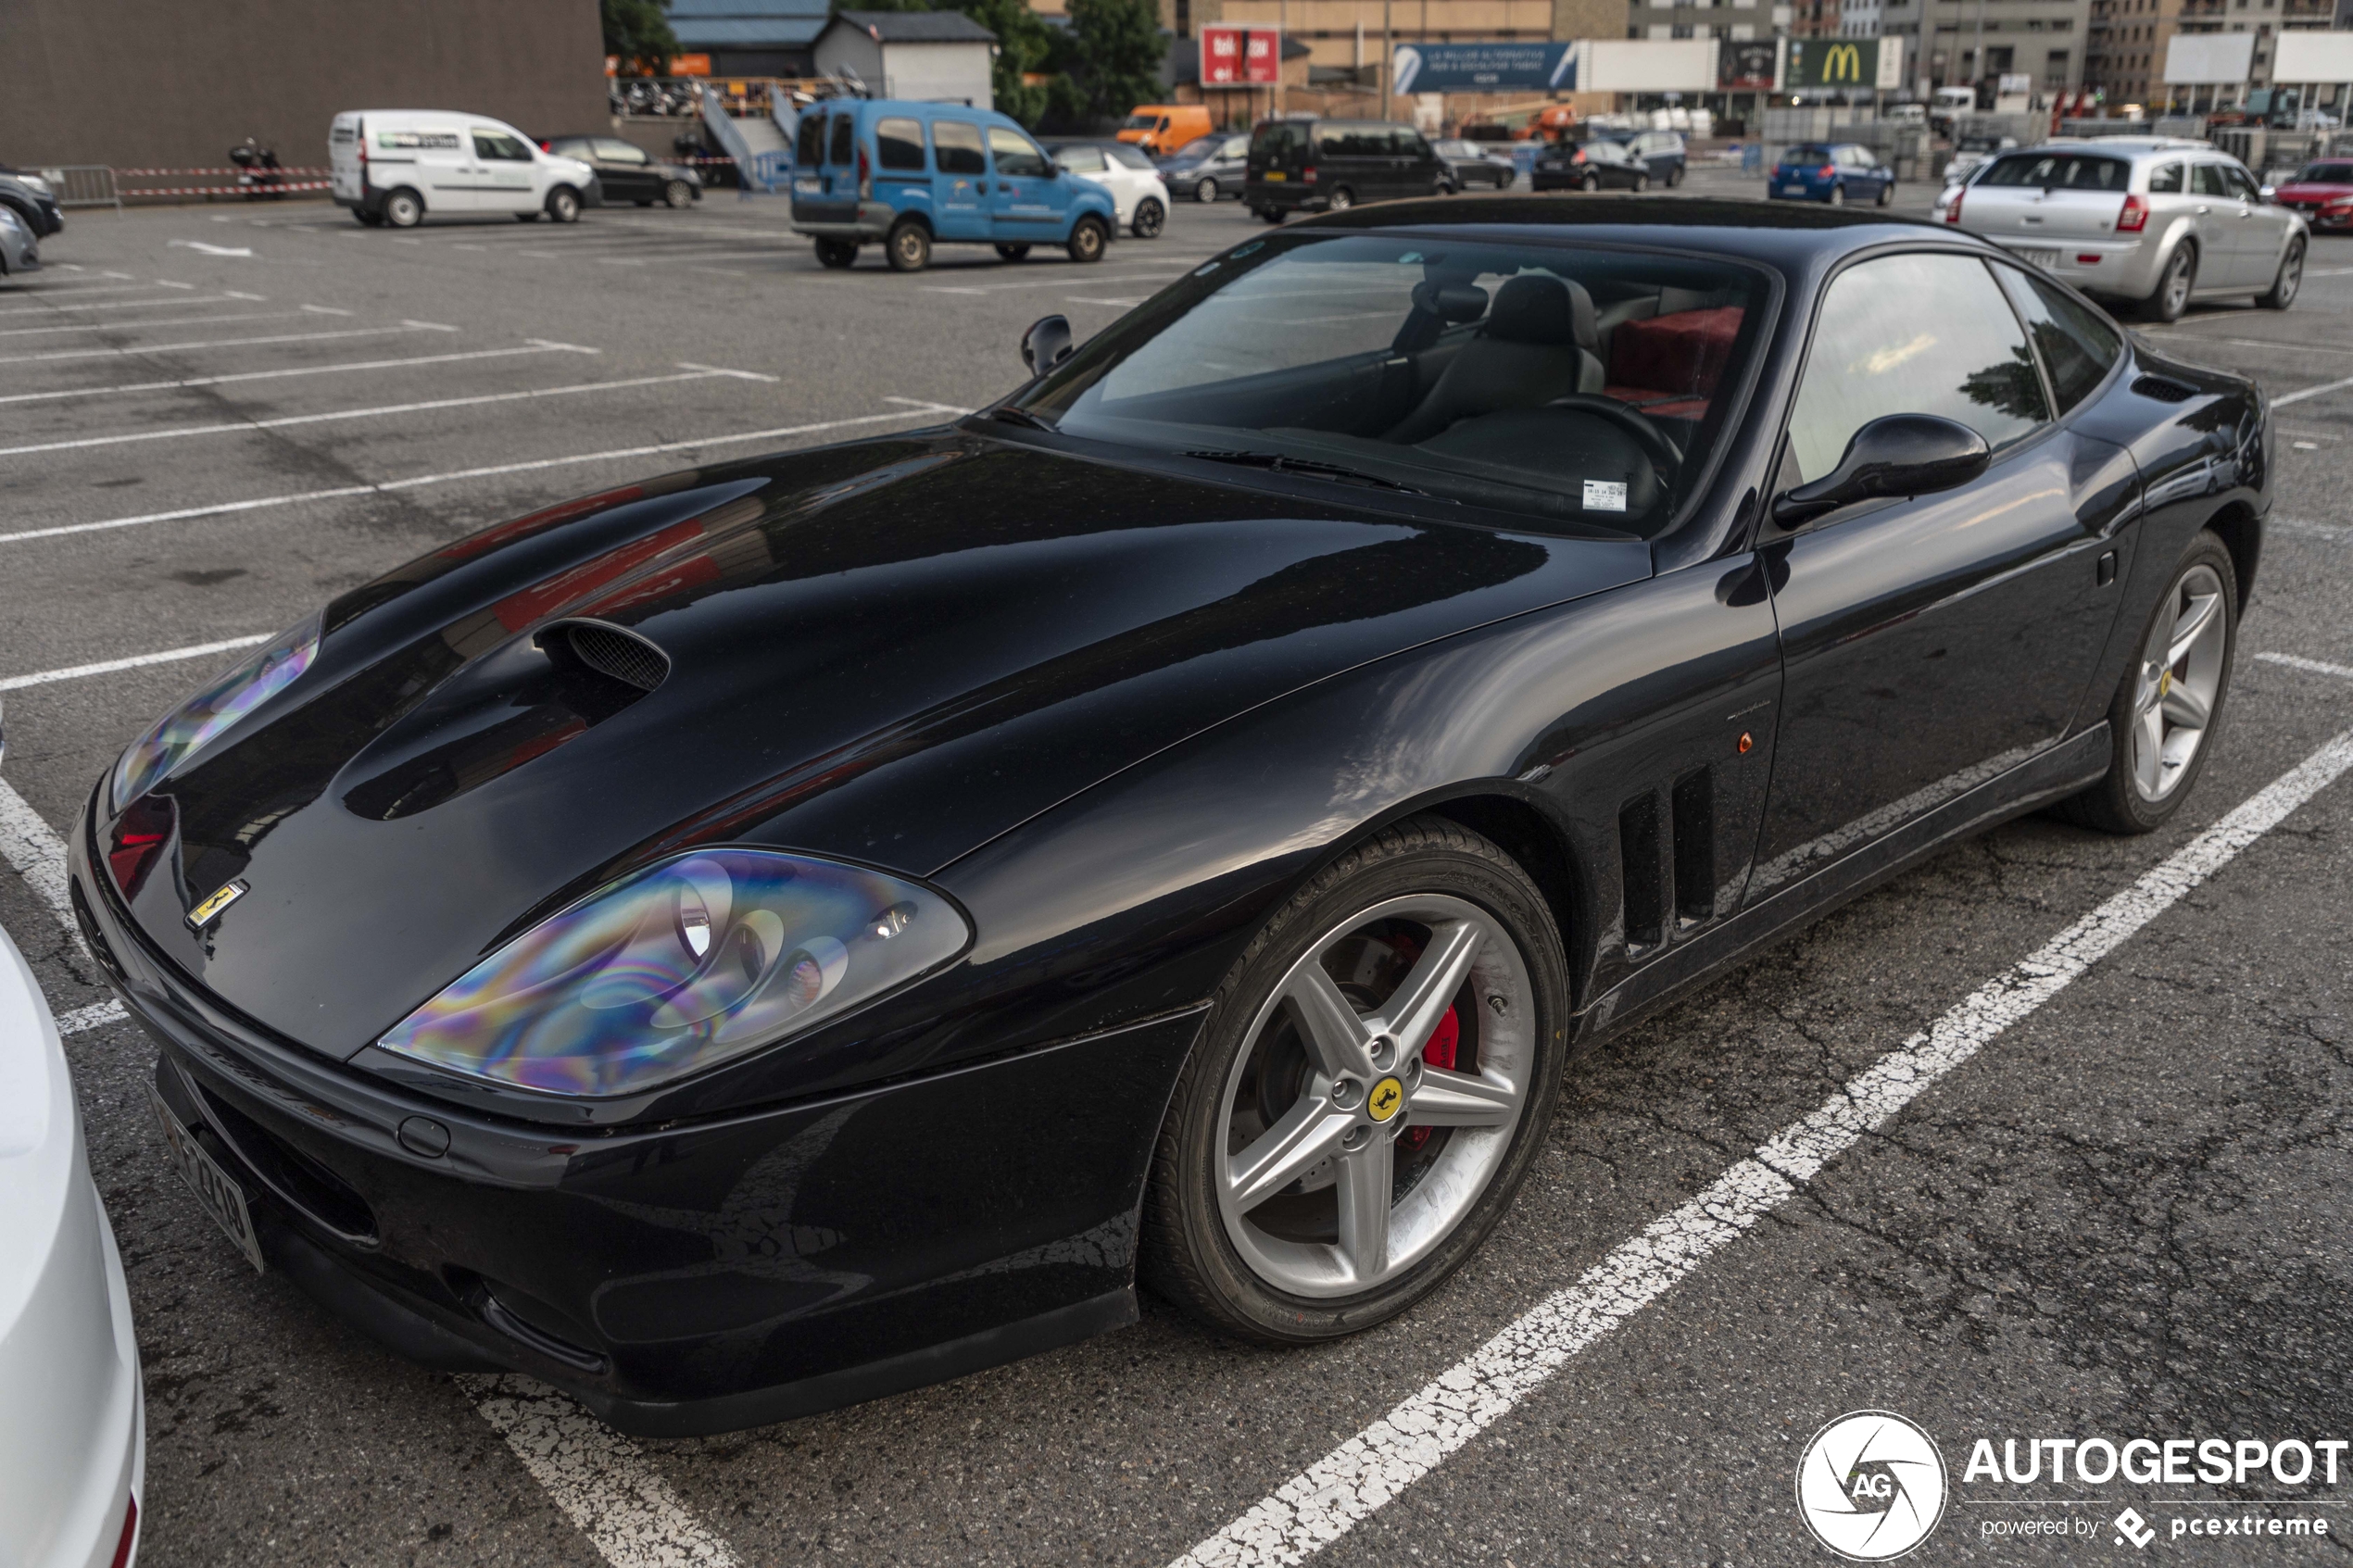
[[540, 619, 671, 693], [2132, 374, 2197, 404]]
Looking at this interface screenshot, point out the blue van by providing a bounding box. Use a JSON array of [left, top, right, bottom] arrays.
[[789, 100, 1119, 272]]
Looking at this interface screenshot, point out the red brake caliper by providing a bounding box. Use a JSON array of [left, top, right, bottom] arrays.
[[1402, 1008, 1458, 1152]]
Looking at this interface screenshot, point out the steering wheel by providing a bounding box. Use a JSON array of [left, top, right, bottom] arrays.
[[1542, 394, 1683, 475]]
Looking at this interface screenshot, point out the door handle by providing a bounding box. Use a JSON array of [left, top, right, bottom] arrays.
[[998, 182, 1013, 193]]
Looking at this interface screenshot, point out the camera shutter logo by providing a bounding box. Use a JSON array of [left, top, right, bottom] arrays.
[[1796, 1411, 1949, 1561]]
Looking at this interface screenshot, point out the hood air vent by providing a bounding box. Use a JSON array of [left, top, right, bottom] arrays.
[[541, 620, 671, 693]]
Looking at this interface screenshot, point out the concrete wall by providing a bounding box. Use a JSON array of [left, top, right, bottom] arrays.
[[0, 0, 607, 171]]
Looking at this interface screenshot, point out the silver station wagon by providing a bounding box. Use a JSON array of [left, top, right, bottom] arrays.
[[1941, 138, 2307, 321]]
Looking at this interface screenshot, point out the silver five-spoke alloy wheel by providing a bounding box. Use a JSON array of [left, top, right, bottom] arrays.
[[1213, 894, 1533, 1297], [2130, 561, 2226, 803]]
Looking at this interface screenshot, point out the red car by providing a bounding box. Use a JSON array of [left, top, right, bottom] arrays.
[[2273, 159, 2353, 232]]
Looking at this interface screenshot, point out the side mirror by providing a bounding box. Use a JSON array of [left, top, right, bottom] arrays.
[[2259, 184, 2277, 202], [1021, 314, 1073, 375], [1772, 414, 1989, 526]]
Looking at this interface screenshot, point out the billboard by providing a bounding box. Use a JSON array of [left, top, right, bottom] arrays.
[[1390, 42, 1576, 94], [1202, 24, 1281, 86], [1580, 38, 1719, 92], [2161, 32, 2255, 84], [1718, 37, 1780, 90], [1783, 36, 1905, 91]]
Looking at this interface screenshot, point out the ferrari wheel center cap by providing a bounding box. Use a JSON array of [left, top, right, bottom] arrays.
[[1366, 1075, 1405, 1123]]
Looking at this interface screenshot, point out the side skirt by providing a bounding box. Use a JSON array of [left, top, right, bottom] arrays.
[[1576, 722, 2113, 1044]]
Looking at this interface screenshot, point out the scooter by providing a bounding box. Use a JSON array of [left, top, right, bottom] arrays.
[[228, 139, 283, 199]]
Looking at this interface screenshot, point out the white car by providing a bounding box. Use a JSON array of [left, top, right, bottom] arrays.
[[1045, 140, 1168, 238], [1941, 132, 2018, 189], [329, 110, 601, 229], [0, 928, 144, 1568]]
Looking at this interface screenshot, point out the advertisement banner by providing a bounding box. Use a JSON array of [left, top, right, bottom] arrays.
[[1390, 42, 1576, 94], [1202, 24, 1282, 86], [1718, 37, 1780, 90], [1783, 36, 1905, 91]]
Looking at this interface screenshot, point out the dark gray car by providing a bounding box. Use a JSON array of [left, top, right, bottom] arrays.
[[1431, 139, 1516, 191], [1160, 132, 1249, 202], [539, 136, 702, 207], [0, 202, 39, 279], [0, 167, 64, 238]]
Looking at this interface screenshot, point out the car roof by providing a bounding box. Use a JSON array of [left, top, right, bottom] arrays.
[[1291, 194, 2002, 269]]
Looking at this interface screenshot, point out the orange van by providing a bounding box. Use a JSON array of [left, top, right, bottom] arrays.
[[1117, 104, 1214, 155]]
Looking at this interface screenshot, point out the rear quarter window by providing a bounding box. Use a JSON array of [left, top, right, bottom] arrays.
[[1978, 153, 2132, 191], [876, 118, 925, 171], [2147, 161, 2183, 193]]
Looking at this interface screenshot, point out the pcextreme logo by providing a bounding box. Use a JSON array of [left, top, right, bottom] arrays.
[[1797, 1411, 1951, 1561]]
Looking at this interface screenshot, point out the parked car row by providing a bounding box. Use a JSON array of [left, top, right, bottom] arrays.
[[0, 164, 64, 238]]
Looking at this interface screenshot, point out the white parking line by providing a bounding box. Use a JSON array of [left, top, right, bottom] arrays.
[[458, 1376, 739, 1568], [0, 401, 967, 546], [58, 999, 127, 1035], [1, 633, 271, 693], [2274, 371, 2353, 407], [2257, 651, 2353, 682], [2141, 332, 2353, 356], [2272, 516, 2353, 543], [0, 370, 729, 459], [1169, 728, 2353, 1568], [923, 267, 1197, 295], [0, 310, 319, 341], [0, 343, 597, 406], [0, 294, 261, 318], [0, 323, 458, 368], [1067, 297, 1147, 307], [0, 779, 80, 951], [13, 282, 180, 298]]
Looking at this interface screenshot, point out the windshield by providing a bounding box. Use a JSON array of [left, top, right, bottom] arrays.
[[1173, 136, 1223, 159], [2297, 162, 2353, 183], [1106, 143, 1156, 169], [1122, 114, 1160, 131], [1012, 232, 1770, 537], [1978, 153, 2130, 190], [1781, 145, 1833, 165]]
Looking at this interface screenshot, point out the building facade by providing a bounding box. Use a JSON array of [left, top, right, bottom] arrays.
[[1625, 0, 1799, 44], [1883, 0, 2093, 89], [2084, 0, 2334, 107]]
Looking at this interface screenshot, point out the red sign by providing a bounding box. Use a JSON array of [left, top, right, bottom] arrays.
[[1201, 24, 1280, 86]]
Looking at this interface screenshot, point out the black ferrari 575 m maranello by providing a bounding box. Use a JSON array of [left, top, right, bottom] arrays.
[[78, 198, 2266, 1436]]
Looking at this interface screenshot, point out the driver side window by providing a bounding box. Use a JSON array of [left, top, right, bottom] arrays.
[[1784, 253, 2049, 490]]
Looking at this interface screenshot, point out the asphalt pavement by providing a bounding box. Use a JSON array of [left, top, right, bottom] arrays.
[[3, 171, 2350, 1568]]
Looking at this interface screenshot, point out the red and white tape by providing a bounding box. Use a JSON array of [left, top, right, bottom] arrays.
[[122, 180, 334, 197], [116, 166, 333, 177]]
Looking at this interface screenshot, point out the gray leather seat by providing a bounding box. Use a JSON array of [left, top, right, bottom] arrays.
[[1385, 273, 1606, 446]]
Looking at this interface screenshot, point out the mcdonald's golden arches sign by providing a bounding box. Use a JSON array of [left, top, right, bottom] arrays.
[[1784, 36, 1904, 90]]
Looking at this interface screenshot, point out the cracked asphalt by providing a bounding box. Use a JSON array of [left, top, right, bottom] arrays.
[[2, 178, 2348, 1567]]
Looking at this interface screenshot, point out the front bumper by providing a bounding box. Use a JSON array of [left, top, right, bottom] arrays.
[[70, 797, 1195, 1436], [2281, 202, 2353, 231]]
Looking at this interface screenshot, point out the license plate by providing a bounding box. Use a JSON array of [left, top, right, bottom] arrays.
[[794, 177, 821, 194], [2016, 247, 2059, 270], [1264, 171, 1286, 182], [1782, 184, 1807, 195], [147, 1081, 265, 1274]]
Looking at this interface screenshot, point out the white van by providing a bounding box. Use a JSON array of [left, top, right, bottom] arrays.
[[329, 111, 600, 228]]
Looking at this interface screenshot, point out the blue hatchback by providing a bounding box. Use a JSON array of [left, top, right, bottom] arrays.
[[1768, 143, 1896, 207], [789, 99, 1119, 272]]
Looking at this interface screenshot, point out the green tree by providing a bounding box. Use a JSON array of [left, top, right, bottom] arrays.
[[1063, 0, 1164, 121], [602, 0, 679, 71]]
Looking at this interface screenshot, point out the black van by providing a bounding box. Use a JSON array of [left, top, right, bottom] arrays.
[[1246, 119, 1446, 220]]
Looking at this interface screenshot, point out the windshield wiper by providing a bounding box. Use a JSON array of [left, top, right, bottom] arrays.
[[1182, 449, 1428, 495], [988, 405, 1057, 432]]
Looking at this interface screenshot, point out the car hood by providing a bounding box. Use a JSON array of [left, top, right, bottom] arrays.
[[101, 432, 1649, 1058]]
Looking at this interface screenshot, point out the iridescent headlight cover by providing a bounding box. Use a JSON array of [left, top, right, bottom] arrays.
[[375, 849, 968, 1098], [109, 614, 321, 810]]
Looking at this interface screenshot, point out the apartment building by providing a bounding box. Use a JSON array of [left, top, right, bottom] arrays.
[[2084, 0, 2333, 105], [1624, 0, 1797, 44], [1882, 0, 2092, 87], [1188, 0, 1621, 79]]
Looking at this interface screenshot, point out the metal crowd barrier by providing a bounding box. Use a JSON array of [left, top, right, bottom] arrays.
[[36, 166, 120, 209]]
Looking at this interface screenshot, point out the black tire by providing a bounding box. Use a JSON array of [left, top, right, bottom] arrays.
[[1631, 172, 1649, 192], [2142, 243, 2196, 321], [546, 185, 582, 223], [995, 243, 1031, 261], [813, 237, 858, 269], [383, 188, 424, 229], [1579, 172, 1599, 192], [886, 220, 931, 272], [2259, 237, 2305, 310], [664, 179, 695, 208], [1066, 213, 1109, 263], [1667, 164, 1685, 187], [1256, 207, 1284, 224], [2053, 532, 2238, 835], [1139, 816, 1570, 1344], [1327, 186, 1356, 210], [1876, 178, 1895, 207], [1132, 197, 1164, 239], [1195, 176, 1218, 203], [1827, 182, 1845, 207]]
